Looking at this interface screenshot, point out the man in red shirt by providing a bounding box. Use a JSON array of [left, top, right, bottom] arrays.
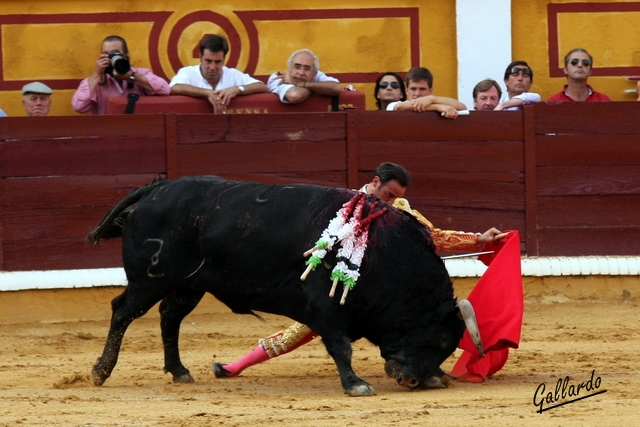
[[547, 48, 610, 102]]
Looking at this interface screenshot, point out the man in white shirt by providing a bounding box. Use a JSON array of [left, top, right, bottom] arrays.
[[267, 49, 342, 104], [494, 61, 541, 111], [170, 34, 268, 113]]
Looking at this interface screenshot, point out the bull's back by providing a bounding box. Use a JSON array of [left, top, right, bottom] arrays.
[[122, 176, 351, 284]]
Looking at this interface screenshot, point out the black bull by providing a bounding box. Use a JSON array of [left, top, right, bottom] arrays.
[[88, 176, 476, 396]]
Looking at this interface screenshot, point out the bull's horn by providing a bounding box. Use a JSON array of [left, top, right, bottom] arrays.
[[458, 299, 485, 357]]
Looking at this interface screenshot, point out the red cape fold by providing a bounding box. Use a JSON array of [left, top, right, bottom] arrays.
[[451, 230, 523, 382]]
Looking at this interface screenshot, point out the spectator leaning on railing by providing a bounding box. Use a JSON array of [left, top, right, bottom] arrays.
[[267, 49, 342, 104], [170, 34, 267, 114], [494, 61, 541, 111], [387, 67, 467, 119]]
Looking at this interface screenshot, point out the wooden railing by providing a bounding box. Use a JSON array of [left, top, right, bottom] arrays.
[[1, 102, 639, 271]]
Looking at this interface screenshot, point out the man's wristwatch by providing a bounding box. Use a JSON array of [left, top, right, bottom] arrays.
[[237, 85, 245, 93], [129, 72, 136, 82]]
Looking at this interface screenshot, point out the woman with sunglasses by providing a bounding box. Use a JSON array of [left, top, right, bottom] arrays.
[[374, 72, 406, 110], [547, 48, 611, 102]]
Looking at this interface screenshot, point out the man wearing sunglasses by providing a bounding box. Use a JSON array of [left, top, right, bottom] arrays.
[[387, 67, 467, 119], [494, 61, 541, 111], [547, 48, 610, 102]]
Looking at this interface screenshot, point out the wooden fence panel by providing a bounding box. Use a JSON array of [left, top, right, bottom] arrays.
[[536, 135, 640, 166], [537, 165, 640, 196], [355, 111, 526, 249], [537, 227, 640, 256], [1, 174, 160, 270], [0, 115, 167, 178], [175, 113, 346, 144], [537, 195, 640, 228], [532, 102, 640, 256], [533, 103, 640, 135], [3, 238, 123, 271], [354, 110, 523, 142], [0, 116, 167, 140], [174, 113, 348, 186], [2, 106, 640, 270]]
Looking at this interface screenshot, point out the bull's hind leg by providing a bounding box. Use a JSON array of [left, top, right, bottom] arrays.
[[91, 286, 167, 386], [159, 288, 205, 383]]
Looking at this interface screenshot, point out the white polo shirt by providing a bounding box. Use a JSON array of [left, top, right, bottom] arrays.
[[267, 71, 339, 103], [170, 65, 261, 90]]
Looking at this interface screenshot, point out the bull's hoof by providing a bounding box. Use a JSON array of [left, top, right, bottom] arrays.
[[421, 370, 454, 389], [346, 384, 377, 396], [91, 370, 106, 386], [212, 363, 232, 378], [91, 364, 108, 386], [172, 373, 195, 383], [422, 375, 446, 389]]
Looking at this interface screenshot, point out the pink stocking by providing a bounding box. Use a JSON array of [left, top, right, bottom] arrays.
[[215, 331, 318, 377]]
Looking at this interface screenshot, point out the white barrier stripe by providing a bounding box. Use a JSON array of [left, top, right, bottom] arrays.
[[1, 256, 640, 291], [1, 268, 127, 292], [444, 256, 640, 278]]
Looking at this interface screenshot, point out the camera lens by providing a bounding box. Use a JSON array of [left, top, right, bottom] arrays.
[[108, 50, 131, 75]]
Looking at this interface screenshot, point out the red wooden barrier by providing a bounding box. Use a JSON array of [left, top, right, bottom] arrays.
[[104, 91, 366, 115], [1, 103, 640, 271]]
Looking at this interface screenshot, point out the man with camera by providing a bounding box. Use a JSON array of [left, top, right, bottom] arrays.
[[72, 35, 170, 115]]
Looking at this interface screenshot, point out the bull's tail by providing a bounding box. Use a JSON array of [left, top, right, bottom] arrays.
[[87, 180, 164, 245]]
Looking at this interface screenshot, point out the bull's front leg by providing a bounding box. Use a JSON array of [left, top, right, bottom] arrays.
[[321, 333, 376, 396]]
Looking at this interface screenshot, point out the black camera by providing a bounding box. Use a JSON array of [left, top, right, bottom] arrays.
[[105, 50, 131, 75]]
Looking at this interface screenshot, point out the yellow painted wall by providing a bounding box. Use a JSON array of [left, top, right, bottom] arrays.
[[0, 0, 457, 115], [513, 0, 640, 101], [1, 1, 638, 116]]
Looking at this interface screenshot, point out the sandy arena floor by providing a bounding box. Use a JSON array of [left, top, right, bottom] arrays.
[[0, 280, 638, 426]]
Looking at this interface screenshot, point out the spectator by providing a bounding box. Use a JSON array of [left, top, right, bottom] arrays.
[[72, 35, 170, 115], [374, 72, 406, 110], [547, 49, 611, 102], [22, 82, 53, 117], [387, 67, 467, 119], [170, 34, 267, 114], [494, 61, 541, 111], [267, 49, 342, 104], [472, 79, 501, 111]]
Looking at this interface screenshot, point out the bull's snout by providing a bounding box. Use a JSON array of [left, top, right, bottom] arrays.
[[397, 376, 420, 389], [384, 360, 420, 390]]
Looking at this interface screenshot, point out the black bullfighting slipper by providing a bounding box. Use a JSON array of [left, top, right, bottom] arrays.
[[212, 363, 231, 378]]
